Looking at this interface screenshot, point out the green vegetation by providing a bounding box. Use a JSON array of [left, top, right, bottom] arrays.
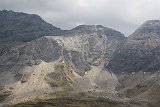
[[0, 91, 11, 103], [45, 63, 72, 91], [9, 97, 128, 107], [21, 73, 31, 83], [121, 79, 155, 98], [0, 94, 9, 103]]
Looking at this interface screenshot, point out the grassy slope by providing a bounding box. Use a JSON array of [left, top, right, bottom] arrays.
[[9, 97, 128, 107]]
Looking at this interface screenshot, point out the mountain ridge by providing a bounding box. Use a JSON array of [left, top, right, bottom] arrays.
[[0, 10, 160, 107]]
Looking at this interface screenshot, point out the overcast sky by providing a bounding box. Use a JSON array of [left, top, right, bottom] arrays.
[[0, 0, 160, 36]]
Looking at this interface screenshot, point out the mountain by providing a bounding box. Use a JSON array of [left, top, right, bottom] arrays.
[[106, 20, 160, 107], [107, 20, 160, 73], [129, 20, 160, 40], [0, 10, 160, 107], [0, 10, 61, 41], [0, 10, 62, 56], [69, 25, 125, 39], [0, 10, 127, 106]]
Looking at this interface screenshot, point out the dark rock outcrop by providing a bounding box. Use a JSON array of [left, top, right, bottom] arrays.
[[107, 20, 160, 73], [0, 10, 62, 56], [0, 10, 61, 41]]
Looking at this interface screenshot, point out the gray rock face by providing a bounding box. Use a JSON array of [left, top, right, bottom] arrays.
[[129, 20, 160, 40], [69, 25, 125, 40], [0, 10, 61, 41], [0, 37, 63, 86], [107, 20, 160, 73], [0, 10, 62, 57], [66, 25, 126, 63]]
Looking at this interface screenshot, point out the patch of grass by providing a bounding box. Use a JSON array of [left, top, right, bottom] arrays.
[[0, 84, 4, 91], [45, 63, 73, 93], [21, 73, 31, 83], [9, 97, 128, 107], [0, 92, 11, 103], [122, 79, 155, 98], [47, 77, 67, 87]]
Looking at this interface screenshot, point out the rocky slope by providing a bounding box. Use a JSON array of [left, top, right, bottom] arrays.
[[0, 10, 61, 41], [106, 20, 160, 107], [0, 35, 123, 105], [0, 10, 62, 56], [0, 10, 160, 107], [0, 10, 127, 106], [107, 20, 160, 73]]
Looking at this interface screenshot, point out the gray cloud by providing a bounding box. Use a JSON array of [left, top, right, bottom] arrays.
[[0, 0, 160, 36]]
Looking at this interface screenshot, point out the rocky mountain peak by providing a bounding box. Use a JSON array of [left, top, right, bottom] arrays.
[[0, 10, 63, 58], [0, 10, 62, 41], [0, 10, 31, 24], [72, 24, 114, 31], [71, 25, 104, 31], [107, 19, 160, 74], [129, 20, 160, 40], [69, 24, 125, 40], [143, 20, 160, 26]]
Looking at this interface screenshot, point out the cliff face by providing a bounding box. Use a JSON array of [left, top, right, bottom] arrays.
[[66, 25, 126, 66]]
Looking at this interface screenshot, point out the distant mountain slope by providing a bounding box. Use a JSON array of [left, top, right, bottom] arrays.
[[70, 25, 124, 39], [129, 20, 160, 40], [0, 10, 62, 56], [0, 10, 61, 41], [65, 25, 126, 64], [107, 20, 160, 73]]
